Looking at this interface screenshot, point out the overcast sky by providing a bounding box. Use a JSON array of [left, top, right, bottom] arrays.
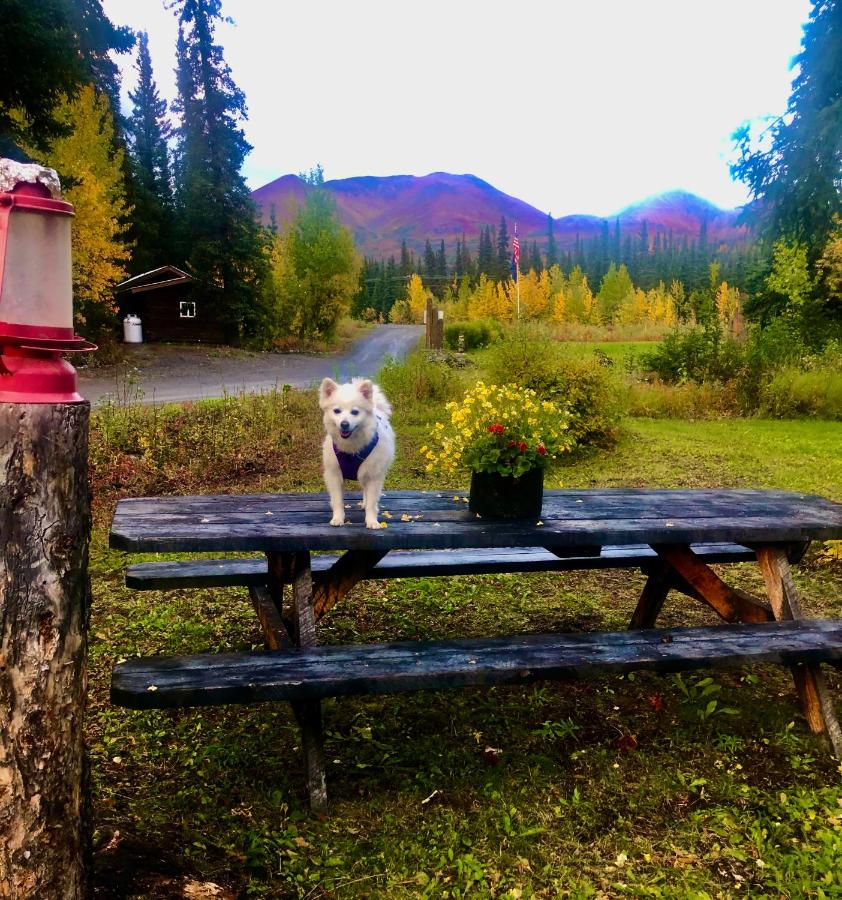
[[102, 0, 811, 217]]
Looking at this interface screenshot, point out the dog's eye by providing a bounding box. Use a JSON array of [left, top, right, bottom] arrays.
[[333, 408, 341, 415], [351, 409, 359, 416]]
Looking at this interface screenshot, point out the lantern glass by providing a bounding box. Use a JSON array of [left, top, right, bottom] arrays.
[[1, 207, 72, 329]]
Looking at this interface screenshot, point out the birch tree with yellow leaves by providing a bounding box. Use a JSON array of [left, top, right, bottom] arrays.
[[27, 85, 132, 332]]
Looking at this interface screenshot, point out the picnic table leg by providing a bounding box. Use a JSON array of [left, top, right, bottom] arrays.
[[629, 563, 672, 629], [266, 551, 328, 811], [756, 547, 842, 756]]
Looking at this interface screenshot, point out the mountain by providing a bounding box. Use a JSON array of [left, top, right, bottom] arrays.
[[251, 172, 746, 259]]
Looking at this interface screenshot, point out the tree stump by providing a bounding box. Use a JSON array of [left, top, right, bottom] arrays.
[[0, 402, 91, 898]]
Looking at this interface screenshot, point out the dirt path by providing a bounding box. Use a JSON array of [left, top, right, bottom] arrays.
[[78, 324, 422, 406]]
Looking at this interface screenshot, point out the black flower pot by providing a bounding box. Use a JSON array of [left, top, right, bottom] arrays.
[[468, 468, 544, 519]]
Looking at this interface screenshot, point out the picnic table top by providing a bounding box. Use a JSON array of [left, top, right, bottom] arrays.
[[109, 488, 842, 554]]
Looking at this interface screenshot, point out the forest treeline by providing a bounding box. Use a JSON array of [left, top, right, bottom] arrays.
[[0, 0, 838, 351], [1, 0, 357, 347]]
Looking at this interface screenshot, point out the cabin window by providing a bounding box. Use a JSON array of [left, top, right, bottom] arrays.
[[179, 301, 196, 318]]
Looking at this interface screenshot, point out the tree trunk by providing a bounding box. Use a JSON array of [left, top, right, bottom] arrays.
[[0, 403, 91, 898]]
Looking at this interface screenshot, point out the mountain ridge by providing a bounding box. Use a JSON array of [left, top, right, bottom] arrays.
[[251, 172, 747, 258]]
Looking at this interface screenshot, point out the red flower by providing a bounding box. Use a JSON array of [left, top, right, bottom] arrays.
[[507, 440, 516, 448], [518, 441, 527, 452], [536, 444, 547, 456], [487, 423, 505, 435]]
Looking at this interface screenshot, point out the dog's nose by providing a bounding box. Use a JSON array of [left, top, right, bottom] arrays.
[[340, 420, 350, 430]]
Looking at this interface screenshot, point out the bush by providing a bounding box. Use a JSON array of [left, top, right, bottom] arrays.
[[444, 318, 503, 351], [640, 324, 744, 384], [377, 350, 459, 417], [757, 343, 842, 419], [487, 324, 622, 447]]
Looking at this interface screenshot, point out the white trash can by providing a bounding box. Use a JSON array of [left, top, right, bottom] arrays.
[[123, 314, 143, 343]]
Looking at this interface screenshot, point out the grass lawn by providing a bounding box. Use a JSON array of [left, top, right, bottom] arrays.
[[88, 408, 842, 898]]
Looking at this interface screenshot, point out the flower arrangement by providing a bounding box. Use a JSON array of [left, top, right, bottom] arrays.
[[421, 382, 575, 478]]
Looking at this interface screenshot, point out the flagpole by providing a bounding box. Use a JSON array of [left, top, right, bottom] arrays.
[[516, 261, 520, 319], [513, 222, 521, 319]]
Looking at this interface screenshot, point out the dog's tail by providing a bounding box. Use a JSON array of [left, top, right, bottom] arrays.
[[372, 384, 392, 418]]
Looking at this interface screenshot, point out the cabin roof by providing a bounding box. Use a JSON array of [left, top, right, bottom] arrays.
[[116, 266, 193, 294]]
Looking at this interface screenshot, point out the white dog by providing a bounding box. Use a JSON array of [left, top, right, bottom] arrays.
[[319, 377, 395, 529]]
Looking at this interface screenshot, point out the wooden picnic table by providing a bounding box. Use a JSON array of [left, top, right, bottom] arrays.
[[110, 488, 842, 809]]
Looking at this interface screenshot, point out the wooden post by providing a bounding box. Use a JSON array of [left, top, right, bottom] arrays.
[[424, 297, 434, 349], [756, 547, 842, 755], [0, 402, 91, 897]]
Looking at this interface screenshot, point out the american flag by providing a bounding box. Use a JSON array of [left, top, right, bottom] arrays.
[[511, 225, 520, 280]]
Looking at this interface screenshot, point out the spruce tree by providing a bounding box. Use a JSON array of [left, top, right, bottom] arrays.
[[436, 240, 447, 280], [546, 213, 558, 268], [127, 31, 174, 274], [496, 216, 510, 281], [461, 234, 475, 279], [171, 0, 268, 342], [424, 239, 437, 281], [399, 240, 412, 277], [732, 0, 842, 254]]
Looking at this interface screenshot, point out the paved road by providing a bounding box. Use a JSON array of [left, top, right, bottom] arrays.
[[78, 324, 423, 406]]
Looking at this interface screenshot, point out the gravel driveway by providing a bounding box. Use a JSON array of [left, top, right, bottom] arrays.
[[78, 324, 423, 406]]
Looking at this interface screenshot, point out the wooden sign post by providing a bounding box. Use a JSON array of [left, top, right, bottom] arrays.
[[0, 161, 93, 897], [424, 298, 444, 350]]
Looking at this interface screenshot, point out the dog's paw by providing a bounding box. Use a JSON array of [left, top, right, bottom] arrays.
[[329, 516, 346, 527], [365, 518, 383, 530]]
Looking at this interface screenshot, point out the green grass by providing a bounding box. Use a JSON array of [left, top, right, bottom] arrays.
[[558, 341, 652, 363], [88, 400, 842, 897]]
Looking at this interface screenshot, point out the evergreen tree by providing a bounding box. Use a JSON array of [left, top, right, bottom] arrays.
[[399, 240, 412, 277], [127, 31, 174, 274], [424, 239, 437, 281], [496, 216, 510, 281], [528, 241, 542, 274], [454, 238, 463, 278], [461, 233, 475, 279], [732, 0, 842, 254], [436, 239, 447, 280], [1, 0, 132, 156], [172, 0, 268, 342], [613, 217, 621, 264], [546, 213, 558, 268], [477, 226, 493, 276]]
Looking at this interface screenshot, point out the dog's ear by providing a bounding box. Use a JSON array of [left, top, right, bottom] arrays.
[[357, 379, 373, 401], [319, 378, 338, 406]]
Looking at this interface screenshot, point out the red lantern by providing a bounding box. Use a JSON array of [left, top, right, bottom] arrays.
[[0, 161, 95, 403]]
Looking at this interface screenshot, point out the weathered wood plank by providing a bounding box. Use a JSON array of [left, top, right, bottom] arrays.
[[756, 547, 842, 755], [629, 565, 672, 629], [284, 552, 327, 811], [652, 544, 773, 624], [312, 550, 389, 619], [248, 585, 291, 650], [125, 543, 758, 590], [111, 619, 842, 709], [110, 489, 842, 554]]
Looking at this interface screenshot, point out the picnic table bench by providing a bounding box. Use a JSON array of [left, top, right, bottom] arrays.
[[109, 488, 842, 810]]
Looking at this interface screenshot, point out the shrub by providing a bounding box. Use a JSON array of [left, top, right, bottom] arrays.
[[377, 350, 459, 416], [444, 318, 503, 351], [640, 323, 744, 384], [759, 368, 842, 419], [487, 324, 622, 447]]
